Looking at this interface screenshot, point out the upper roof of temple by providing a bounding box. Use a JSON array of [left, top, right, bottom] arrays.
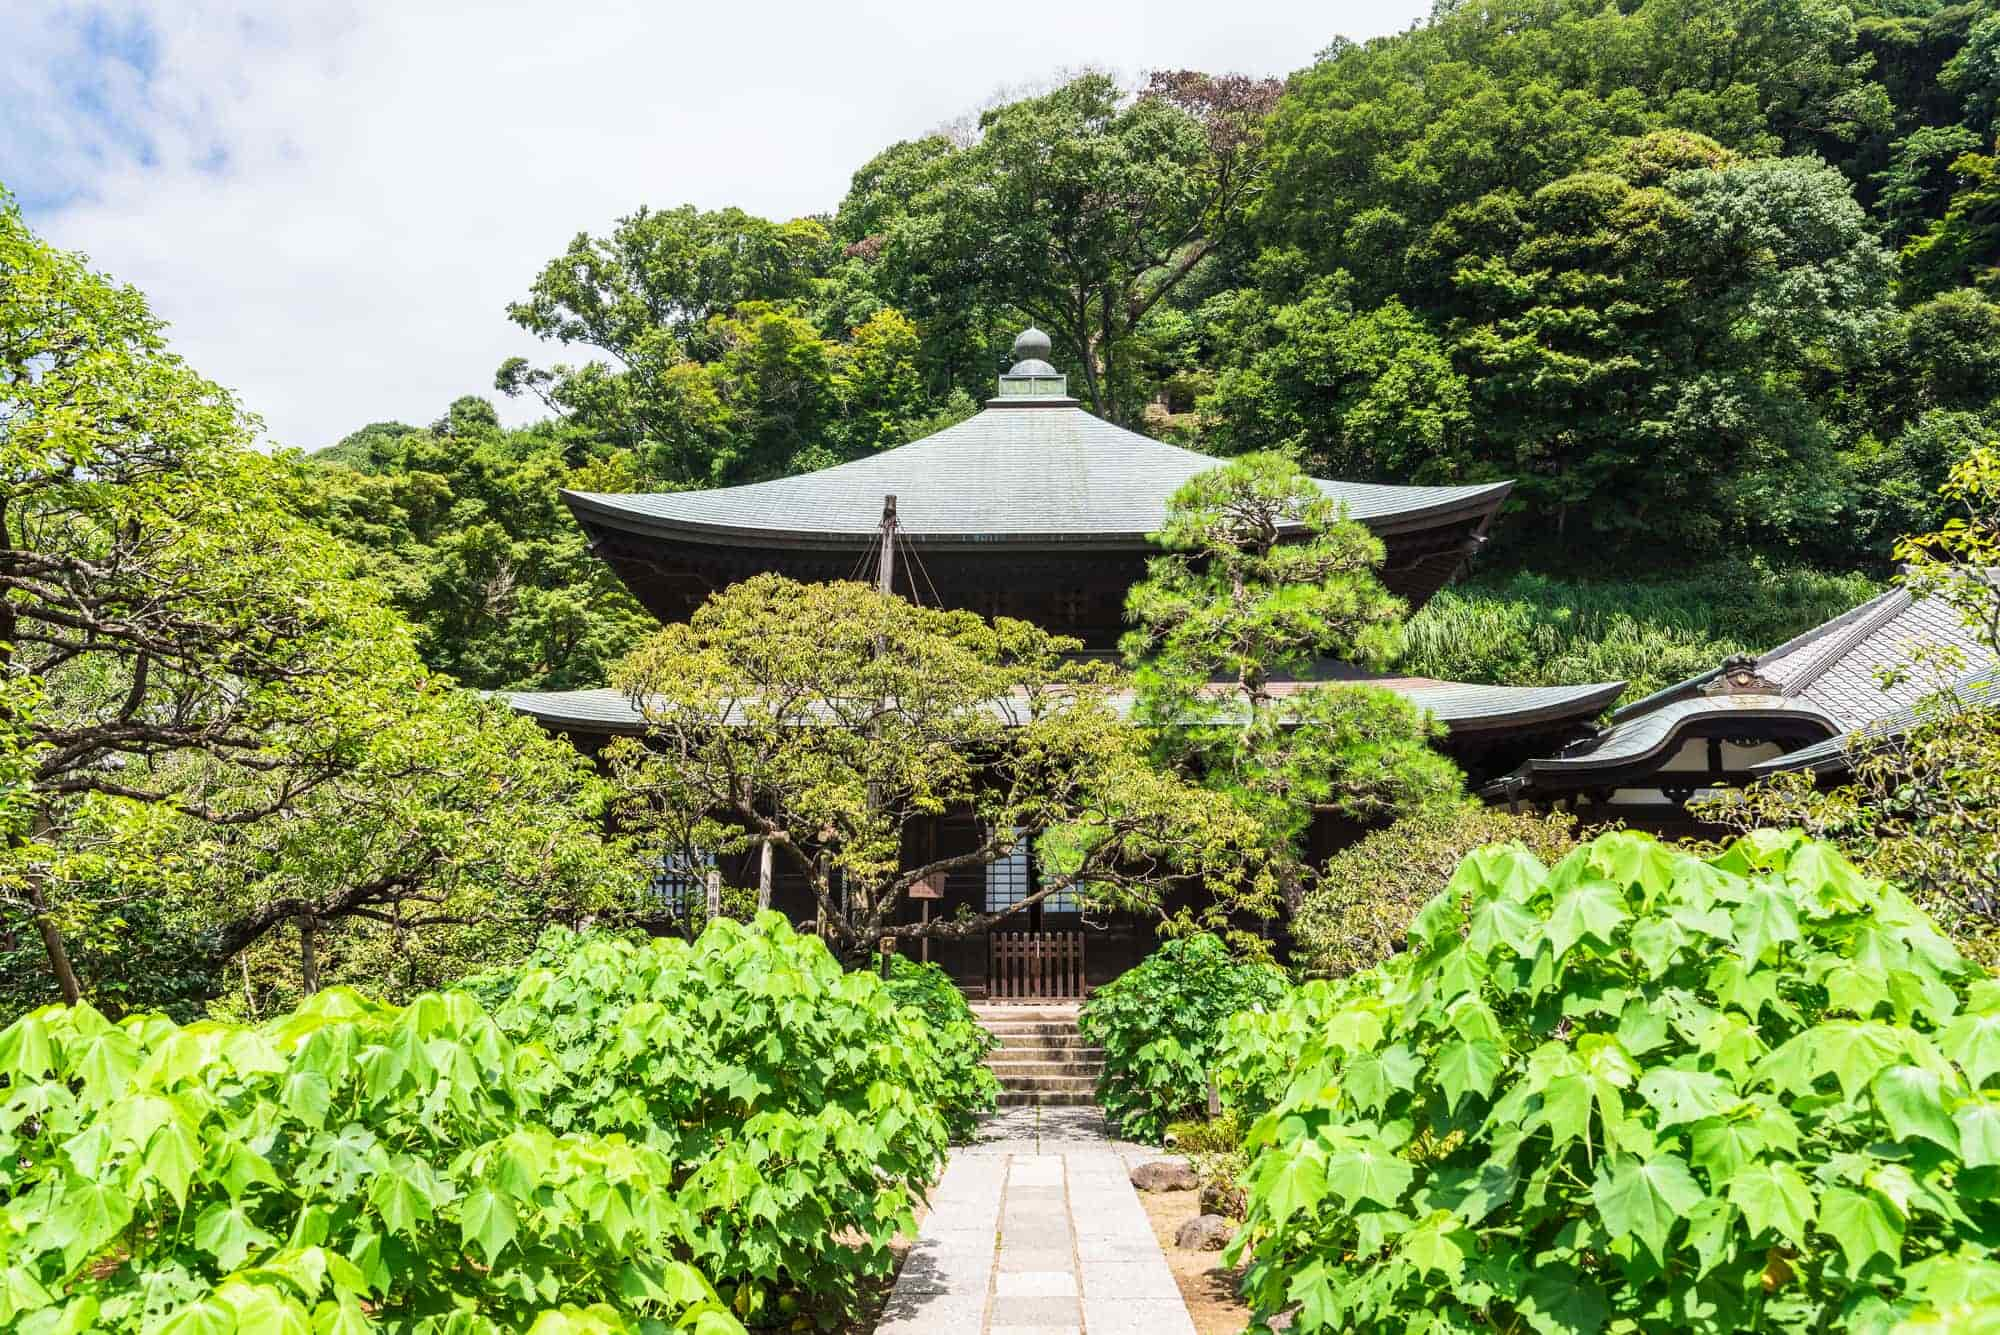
[[563, 329, 1511, 552]]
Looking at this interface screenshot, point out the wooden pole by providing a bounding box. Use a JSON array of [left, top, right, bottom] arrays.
[[876, 495, 898, 596], [758, 839, 773, 911]]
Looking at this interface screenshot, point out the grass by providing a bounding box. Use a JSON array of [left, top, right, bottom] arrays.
[[1399, 564, 1882, 704]]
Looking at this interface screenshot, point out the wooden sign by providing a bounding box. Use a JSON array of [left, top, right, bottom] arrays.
[[908, 872, 945, 900]]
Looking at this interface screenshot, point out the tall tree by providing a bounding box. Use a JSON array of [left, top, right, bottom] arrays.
[[1121, 454, 1464, 907], [604, 575, 1267, 956], [860, 72, 1280, 425], [0, 196, 625, 1012]]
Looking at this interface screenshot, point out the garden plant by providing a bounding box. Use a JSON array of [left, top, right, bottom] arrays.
[[1222, 828, 2000, 1333], [1080, 933, 1289, 1142]]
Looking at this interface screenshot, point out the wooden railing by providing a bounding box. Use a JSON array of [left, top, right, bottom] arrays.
[[989, 931, 1086, 1000]]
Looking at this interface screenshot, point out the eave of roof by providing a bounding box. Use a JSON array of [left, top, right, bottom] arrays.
[[1748, 669, 2000, 778], [1517, 695, 1843, 776], [506, 674, 1624, 739], [562, 405, 1512, 552]]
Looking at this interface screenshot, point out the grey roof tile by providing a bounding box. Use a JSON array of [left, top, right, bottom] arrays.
[[1750, 669, 2000, 776], [508, 676, 1624, 736], [566, 406, 1510, 545]]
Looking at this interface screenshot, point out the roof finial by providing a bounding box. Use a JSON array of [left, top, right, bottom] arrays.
[[993, 325, 1073, 404]]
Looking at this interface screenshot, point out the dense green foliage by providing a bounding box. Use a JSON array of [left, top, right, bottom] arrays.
[[1079, 934, 1288, 1143], [605, 575, 1263, 957], [882, 956, 1001, 1139], [1221, 829, 2000, 1333], [1400, 566, 1883, 703], [0, 989, 743, 1334], [0, 914, 991, 1333], [1296, 804, 1580, 977], [306, 403, 655, 691], [0, 197, 630, 1016], [1123, 454, 1464, 909], [479, 915, 959, 1324]]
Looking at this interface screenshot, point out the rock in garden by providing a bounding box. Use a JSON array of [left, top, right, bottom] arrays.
[[1130, 1158, 1199, 1192], [1175, 1214, 1236, 1251]]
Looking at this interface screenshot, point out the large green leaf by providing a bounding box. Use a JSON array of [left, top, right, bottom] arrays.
[[1545, 881, 1628, 960], [1872, 1065, 1961, 1153], [1590, 1153, 1705, 1262], [460, 1185, 518, 1266], [1636, 1067, 1734, 1128], [1726, 1161, 1816, 1246], [1434, 1039, 1505, 1113], [1323, 1139, 1414, 1209], [1817, 1186, 1903, 1276]]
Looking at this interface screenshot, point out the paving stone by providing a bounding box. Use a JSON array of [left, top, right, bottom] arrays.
[[996, 1245, 1075, 1272], [1081, 1296, 1202, 1335], [1078, 1259, 1181, 1300], [989, 1295, 1082, 1327], [994, 1269, 1078, 1298], [875, 1289, 987, 1333]]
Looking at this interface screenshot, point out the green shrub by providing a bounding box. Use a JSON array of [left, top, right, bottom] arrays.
[[1400, 566, 1879, 703], [0, 988, 743, 1334], [487, 914, 954, 1324], [1297, 803, 1579, 977], [1226, 828, 2000, 1334], [882, 954, 1001, 1139], [1080, 933, 1289, 1142]]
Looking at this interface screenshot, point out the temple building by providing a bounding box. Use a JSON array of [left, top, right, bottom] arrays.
[[1484, 582, 1997, 830], [510, 329, 1630, 995]]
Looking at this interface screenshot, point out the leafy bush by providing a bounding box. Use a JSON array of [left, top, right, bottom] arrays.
[[1400, 566, 1879, 703], [1226, 828, 2000, 1334], [882, 955, 1001, 1140], [1080, 933, 1289, 1142], [0, 988, 742, 1334], [486, 914, 955, 1323], [1297, 803, 1578, 977]]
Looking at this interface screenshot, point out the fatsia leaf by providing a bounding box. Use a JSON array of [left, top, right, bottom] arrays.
[[1518, 1264, 1608, 1335], [1944, 1011, 2000, 1089], [1590, 1153, 1705, 1263], [1818, 1186, 1903, 1277], [1546, 881, 1628, 960], [367, 1167, 434, 1238], [1398, 1211, 1472, 1279], [1729, 883, 1801, 963], [1872, 1065, 1961, 1153], [1323, 1139, 1414, 1208], [143, 1119, 202, 1209], [1726, 1161, 1815, 1245], [1689, 1118, 1763, 1183], [1434, 1039, 1505, 1113], [193, 1202, 276, 1272], [1467, 895, 1539, 958], [1957, 1100, 2000, 1169], [1253, 1142, 1327, 1227], [459, 1185, 517, 1266], [1636, 1067, 1734, 1129]]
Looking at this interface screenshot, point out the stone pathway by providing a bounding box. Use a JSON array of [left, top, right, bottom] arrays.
[[875, 1105, 1197, 1335]]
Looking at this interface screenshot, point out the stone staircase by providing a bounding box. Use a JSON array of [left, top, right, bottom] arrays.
[[973, 1003, 1104, 1107]]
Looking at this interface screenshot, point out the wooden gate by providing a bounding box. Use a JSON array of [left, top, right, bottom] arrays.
[[988, 931, 1086, 1000]]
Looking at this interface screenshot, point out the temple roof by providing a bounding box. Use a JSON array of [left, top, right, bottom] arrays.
[[565, 408, 1510, 549], [1489, 581, 1994, 791], [506, 674, 1624, 739]]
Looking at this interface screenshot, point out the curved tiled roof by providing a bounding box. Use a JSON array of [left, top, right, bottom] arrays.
[[1497, 581, 1996, 792], [566, 405, 1511, 548], [507, 675, 1624, 738]]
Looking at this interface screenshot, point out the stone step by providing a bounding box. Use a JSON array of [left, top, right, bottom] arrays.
[[996, 1088, 1099, 1107], [981, 1021, 1089, 1038], [989, 1073, 1099, 1094], [989, 1036, 1102, 1055], [985, 1059, 1104, 1078]]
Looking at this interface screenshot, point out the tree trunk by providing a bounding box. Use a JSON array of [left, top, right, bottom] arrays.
[[26, 880, 82, 1006], [298, 915, 321, 995]]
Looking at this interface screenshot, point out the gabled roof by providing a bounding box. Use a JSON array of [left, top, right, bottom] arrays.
[[565, 406, 1511, 550], [1494, 582, 1995, 791], [1750, 668, 2000, 777]]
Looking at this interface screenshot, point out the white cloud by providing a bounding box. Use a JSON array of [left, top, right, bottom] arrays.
[[7, 0, 1429, 448]]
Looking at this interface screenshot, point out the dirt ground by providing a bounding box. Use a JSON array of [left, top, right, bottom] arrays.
[[1139, 1185, 1252, 1335]]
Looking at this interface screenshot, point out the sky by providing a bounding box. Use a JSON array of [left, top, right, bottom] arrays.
[[3, 1, 1432, 450]]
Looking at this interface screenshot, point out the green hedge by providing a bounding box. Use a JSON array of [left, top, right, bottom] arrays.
[[1220, 829, 2000, 1333]]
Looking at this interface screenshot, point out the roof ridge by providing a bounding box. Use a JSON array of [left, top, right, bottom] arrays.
[[1768, 586, 1913, 697]]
